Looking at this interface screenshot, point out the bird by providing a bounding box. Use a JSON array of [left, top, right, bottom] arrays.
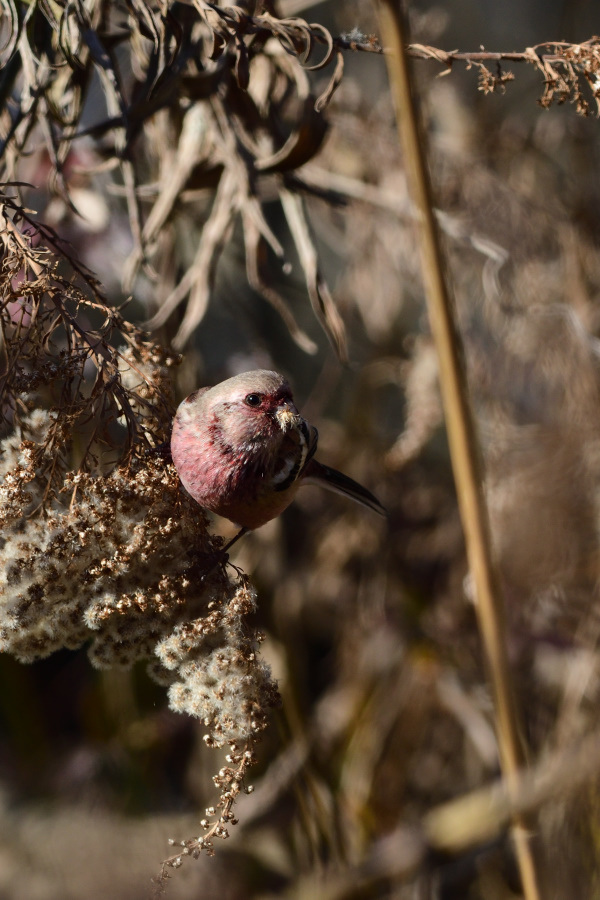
[[171, 370, 385, 540]]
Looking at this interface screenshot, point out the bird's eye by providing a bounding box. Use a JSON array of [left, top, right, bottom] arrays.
[[244, 393, 263, 408]]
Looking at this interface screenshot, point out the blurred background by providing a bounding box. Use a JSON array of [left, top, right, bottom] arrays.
[[3, 0, 600, 897]]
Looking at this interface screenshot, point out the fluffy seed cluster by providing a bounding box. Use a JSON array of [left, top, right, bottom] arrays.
[[156, 581, 279, 743], [0, 410, 279, 744], [0, 410, 46, 524], [1, 203, 279, 877]]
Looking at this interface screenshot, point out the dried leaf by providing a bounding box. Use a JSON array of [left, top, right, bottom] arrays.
[[279, 187, 347, 362]]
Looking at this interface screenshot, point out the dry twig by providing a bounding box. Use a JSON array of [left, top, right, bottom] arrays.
[[409, 38, 600, 114]]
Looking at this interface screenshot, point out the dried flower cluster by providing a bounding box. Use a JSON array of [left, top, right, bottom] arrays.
[[409, 38, 600, 115], [0, 2, 387, 880], [156, 580, 277, 741], [156, 738, 257, 892], [0, 196, 280, 878], [3, 448, 202, 664]]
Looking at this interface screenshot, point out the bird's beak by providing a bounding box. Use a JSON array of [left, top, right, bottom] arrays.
[[275, 402, 300, 432]]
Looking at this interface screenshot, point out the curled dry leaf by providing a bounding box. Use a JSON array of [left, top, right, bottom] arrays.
[[0, 2, 381, 359]]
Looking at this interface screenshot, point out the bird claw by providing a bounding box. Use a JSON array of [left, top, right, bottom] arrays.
[[184, 548, 230, 581], [184, 527, 248, 582]]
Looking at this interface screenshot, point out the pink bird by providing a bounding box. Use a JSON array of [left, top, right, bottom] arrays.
[[171, 370, 385, 537]]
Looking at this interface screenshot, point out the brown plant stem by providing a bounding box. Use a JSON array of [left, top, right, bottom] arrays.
[[376, 3, 542, 900], [407, 42, 591, 64]]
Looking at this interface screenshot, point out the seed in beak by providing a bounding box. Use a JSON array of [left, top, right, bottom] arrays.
[[275, 405, 298, 432]]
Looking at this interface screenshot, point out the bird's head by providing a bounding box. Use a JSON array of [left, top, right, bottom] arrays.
[[179, 370, 302, 451]]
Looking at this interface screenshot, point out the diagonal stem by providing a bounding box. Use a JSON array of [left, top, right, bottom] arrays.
[[376, 3, 542, 899]]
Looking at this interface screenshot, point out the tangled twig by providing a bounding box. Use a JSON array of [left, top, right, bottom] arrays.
[[409, 38, 600, 114]]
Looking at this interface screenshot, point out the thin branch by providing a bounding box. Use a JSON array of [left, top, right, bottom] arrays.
[[408, 39, 600, 113], [376, 4, 542, 900], [408, 40, 599, 66]]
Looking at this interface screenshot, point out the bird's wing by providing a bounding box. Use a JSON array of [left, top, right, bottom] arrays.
[[272, 420, 318, 493], [300, 420, 319, 472]]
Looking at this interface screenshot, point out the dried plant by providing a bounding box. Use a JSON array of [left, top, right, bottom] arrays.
[[0, 1, 383, 361], [0, 1, 385, 888], [0, 188, 281, 887], [409, 38, 600, 115], [0, 4, 386, 885]]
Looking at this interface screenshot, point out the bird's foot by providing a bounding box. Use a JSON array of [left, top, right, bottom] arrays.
[[184, 529, 249, 581], [184, 548, 229, 581]]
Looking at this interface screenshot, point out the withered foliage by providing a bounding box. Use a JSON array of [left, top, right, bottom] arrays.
[[0, 191, 173, 468], [410, 38, 600, 114], [0, 188, 279, 882], [0, 1, 380, 360], [0, 1, 385, 886]]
